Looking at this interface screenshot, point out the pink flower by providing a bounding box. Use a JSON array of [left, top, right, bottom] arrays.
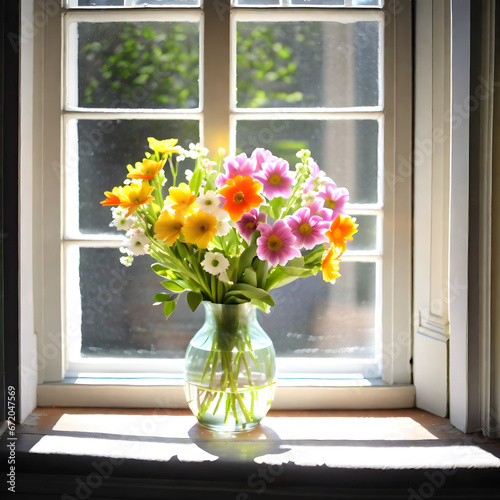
[[251, 148, 278, 172], [286, 207, 330, 250], [236, 208, 267, 242], [253, 159, 294, 199], [257, 220, 301, 267], [318, 185, 349, 219], [216, 153, 256, 188], [307, 197, 335, 222]]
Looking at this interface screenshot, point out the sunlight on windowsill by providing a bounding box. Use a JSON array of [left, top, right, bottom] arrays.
[[22, 409, 500, 470]]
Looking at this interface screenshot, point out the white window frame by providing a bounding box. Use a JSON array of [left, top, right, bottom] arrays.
[[28, 0, 414, 410]]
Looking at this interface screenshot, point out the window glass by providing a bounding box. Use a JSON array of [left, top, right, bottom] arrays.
[[261, 262, 377, 358], [236, 119, 380, 204], [236, 20, 381, 109], [78, 249, 376, 360], [75, 21, 200, 109], [78, 248, 203, 358], [74, 119, 199, 234]]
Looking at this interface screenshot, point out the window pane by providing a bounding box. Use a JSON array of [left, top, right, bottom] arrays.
[[236, 119, 380, 204], [79, 249, 204, 358], [67, 0, 200, 8], [260, 262, 376, 358], [75, 22, 199, 109], [348, 215, 377, 251], [236, 20, 381, 108], [78, 252, 376, 360], [74, 119, 199, 234]]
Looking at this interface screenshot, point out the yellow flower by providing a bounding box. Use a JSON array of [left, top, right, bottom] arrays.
[[166, 182, 197, 215], [321, 246, 342, 283], [154, 211, 185, 246], [182, 211, 218, 249], [127, 158, 166, 180], [147, 137, 181, 157], [119, 181, 154, 217]]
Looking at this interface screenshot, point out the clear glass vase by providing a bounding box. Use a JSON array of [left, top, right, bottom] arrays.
[[184, 302, 277, 432]]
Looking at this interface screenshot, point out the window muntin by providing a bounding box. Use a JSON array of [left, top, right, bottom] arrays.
[[61, 2, 393, 380]]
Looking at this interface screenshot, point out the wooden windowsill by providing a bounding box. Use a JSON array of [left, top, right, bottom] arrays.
[[2, 408, 500, 499]]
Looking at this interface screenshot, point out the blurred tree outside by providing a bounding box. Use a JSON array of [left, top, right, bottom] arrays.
[[78, 21, 319, 109]]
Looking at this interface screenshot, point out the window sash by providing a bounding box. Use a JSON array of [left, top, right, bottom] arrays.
[[36, 0, 412, 390]]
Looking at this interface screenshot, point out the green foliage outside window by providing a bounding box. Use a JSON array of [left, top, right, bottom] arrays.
[[79, 22, 322, 109]]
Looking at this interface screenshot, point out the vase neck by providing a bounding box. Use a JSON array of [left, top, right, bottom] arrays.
[[203, 302, 257, 335]]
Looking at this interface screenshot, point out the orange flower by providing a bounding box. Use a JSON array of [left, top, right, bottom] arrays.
[[166, 183, 197, 215], [321, 246, 342, 283], [219, 175, 264, 222], [100, 186, 123, 206], [154, 210, 185, 246], [127, 158, 166, 180], [119, 181, 155, 217], [182, 210, 218, 248], [324, 214, 358, 252]]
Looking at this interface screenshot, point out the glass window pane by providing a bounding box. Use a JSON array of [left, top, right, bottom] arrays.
[[348, 215, 377, 251], [260, 262, 376, 358], [236, 119, 380, 204], [75, 21, 199, 109], [79, 253, 376, 360], [67, 0, 200, 8], [79, 249, 204, 358], [236, 20, 381, 108], [74, 119, 199, 235]]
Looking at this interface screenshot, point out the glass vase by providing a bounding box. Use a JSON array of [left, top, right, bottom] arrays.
[[184, 302, 277, 432]]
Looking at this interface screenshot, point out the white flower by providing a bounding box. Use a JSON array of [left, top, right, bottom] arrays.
[[111, 207, 136, 232], [184, 169, 194, 181], [201, 158, 216, 171], [201, 251, 229, 277], [309, 171, 333, 192], [119, 247, 134, 267], [301, 190, 318, 206], [216, 218, 231, 237], [119, 255, 134, 267], [197, 190, 221, 214], [126, 228, 150, 256]]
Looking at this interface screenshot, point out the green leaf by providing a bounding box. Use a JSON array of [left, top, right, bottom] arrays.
[[163, 300, 176, 318], [252, 258, 268, 289], [175, 242, 190, 260], [241, 268, 258, 287], [277, 266, 314, 277], [237, 243, 257, 281], [161, 281, 186, 292], [265, 270, 301, 291], [188, 163, 203, 195], [224, 283, 274, 307], [153, 293, 171, 302], [186, 291, 203, 312], [151, 263, 169, 277]]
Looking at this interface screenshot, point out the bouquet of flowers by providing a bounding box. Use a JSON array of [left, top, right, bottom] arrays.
[[101, 137, 358, 430], [101, 137, 357, 310]]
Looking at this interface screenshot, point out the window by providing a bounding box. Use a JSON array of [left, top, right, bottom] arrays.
[[34, 0, 412, 407]]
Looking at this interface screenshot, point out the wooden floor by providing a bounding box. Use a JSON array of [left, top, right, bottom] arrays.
[[1, 407, 500, 499]]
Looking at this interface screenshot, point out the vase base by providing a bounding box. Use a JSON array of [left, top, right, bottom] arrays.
[[196, 419, 261, 433]]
